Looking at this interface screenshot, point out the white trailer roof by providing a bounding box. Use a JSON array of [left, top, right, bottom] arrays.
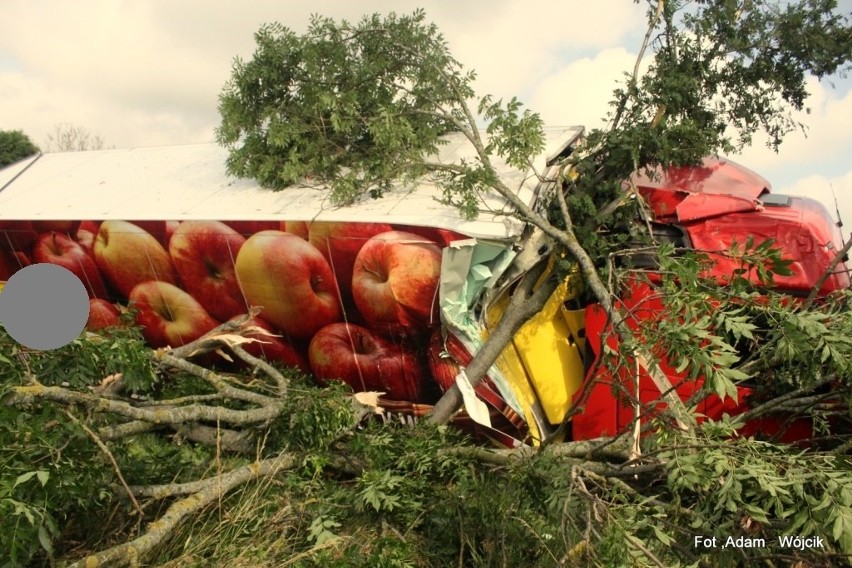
[[0, 126, 583, 240]]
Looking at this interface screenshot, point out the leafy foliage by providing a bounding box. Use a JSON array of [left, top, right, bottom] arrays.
[[0, 129, 39, 168], [216, 10, 544, 220], [0, 327, 213, 566], [662, 433, 852, 557], [0, 366, 114, 565], [0, 326, 158, 393], [217, 11, 464, 197]]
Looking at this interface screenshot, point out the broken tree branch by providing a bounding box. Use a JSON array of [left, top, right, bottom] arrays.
[[426, 261, 556, 425], [5, 383, 283, 426], [66, 452, 299, 568]]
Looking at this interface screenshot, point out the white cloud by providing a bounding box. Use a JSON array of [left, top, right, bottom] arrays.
[[0, 1, 644, 149], [0, 72, 211, 149], [736, 77, 852, 174], [527, 47, 640, 131], [441, 1, 645, 99], [777, 170, 852, 235]]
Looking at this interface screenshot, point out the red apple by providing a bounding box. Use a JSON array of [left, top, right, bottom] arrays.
[[234, 315, 310, 372], [352, 231, 442, 337], [76, 229, 96, 257], [224, 221, 280, 236], [169, 220, 246, 322], [129, 281, 218, 348], [309, 322, 425, 401], [165, 221, 180, 245], [0, 249, 21, 280], [127, 221, 169, 247], [282, 220, 309, 240], [31, 220, 81, 235], [0, 220, 37, 252], [94, 220, 177, 298], [235, 230, 341, 339], [398, 225, 464, 248], [79, 220, 101, 235], [32, 231, 108, 298], [308, 221, 393, 305], [87, 298, 122, 331]]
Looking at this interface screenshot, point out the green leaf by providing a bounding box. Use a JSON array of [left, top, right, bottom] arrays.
[[13, 471, 38, 489], [812, 493, 833, 512], [743, 503, 770, 524], [36, 471, 49, 487], [833, 510, 852, 553], [37, 524, 53, 556], [652, 525, 673, 546], [307, 516, 341, 546]]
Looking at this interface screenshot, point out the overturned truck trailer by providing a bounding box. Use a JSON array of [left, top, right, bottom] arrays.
[[0, 127, 848, 446]]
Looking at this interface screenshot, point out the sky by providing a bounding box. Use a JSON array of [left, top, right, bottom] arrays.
[[1, 0, 851, 229]]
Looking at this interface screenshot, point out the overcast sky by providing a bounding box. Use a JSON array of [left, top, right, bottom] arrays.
[[1, 1, 851, 228]]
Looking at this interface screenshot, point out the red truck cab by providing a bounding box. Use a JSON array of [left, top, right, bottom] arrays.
[[572, 157, 849, 441]]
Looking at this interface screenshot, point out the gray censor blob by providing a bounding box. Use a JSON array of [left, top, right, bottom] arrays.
[[0, 263, 90, 350]]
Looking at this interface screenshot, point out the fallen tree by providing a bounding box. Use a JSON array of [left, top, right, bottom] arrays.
[[3, 2, 852, 566], [3, 259, 852, 565]]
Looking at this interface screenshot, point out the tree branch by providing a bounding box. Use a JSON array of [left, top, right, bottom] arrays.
[[426, 261, 555, 425], [228, 344, 290, 397], [65, 410, 145, 520], [5, 383, 282, 426], [153, 351, 277, 407], [610, 0, 666, 132], [803, 233, 852, 308], [66, 452, 299, 568]]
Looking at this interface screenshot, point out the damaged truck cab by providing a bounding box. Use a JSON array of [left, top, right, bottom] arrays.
[[0, 127, 847, 446]]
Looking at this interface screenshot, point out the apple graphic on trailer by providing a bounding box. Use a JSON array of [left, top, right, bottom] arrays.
[[281, 220, 309, 240], [169, 220, 247, 322], [308, 221, 393, 306], [0, 249, 20, 280], [126, 221, 170, 248], [352, 231, 442, 337], [32, 231, 108, 298], [31, 221, 81, 236], [0, 220, 38, 253], [94, 220, 177, 298], [87, 299, 122, 331], [309, 322, 425, 401], [235, 230, 341, 339], [129, 281, 218, 348], [76, 229, 96, 258], [234, 315, 310, 373], [224, 221, 281, 236], [76, 221, 101, 257]]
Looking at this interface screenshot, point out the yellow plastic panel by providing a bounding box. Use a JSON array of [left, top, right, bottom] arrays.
[[560, 305, 587, 353], [483, 291, 545, 443], [485, 277, 586, 426], [488, 334, 544, 443], [511, 279, 585, 424]]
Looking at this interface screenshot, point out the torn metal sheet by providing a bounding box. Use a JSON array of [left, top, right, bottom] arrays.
[[438, 238, 523, 418]]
